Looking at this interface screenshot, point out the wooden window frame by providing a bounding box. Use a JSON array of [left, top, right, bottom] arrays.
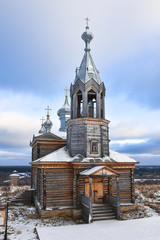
[[90, 140, 98, 154]]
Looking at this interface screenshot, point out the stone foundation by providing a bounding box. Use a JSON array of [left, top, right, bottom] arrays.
[[35, 200, 82, 220]]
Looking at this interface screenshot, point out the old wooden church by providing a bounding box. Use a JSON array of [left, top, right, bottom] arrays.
[[30, 23, 138, 222]]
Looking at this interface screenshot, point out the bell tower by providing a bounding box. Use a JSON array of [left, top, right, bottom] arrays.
[[67, 21, 110, 158]]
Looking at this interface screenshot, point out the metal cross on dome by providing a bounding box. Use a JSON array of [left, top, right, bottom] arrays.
[[45, 106, 52, 115], [84, 17, 90, 27], [64, 87, 69, 97], [40, 117, 45, 124]]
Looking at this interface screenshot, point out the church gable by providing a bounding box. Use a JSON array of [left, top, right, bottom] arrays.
[[30, 133, 66, 161], [33, 132, 62, 141]]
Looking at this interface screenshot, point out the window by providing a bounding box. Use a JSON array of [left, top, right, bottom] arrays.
[[77, 90, 83, 118], [91, 141, 98, 154], [87, 89, 96, 118]]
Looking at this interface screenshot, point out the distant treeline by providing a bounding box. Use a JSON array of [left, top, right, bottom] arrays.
[[1, 165, 160, 177], [135, 166, 160, 180], [0, 166, 31, 173]]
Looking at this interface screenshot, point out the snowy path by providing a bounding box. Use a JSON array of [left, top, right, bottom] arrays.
[[37, 216, 160, 240]]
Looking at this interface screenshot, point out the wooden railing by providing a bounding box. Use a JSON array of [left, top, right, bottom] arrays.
[[81, 195, 92, 223], [106, 194, 120, 219]]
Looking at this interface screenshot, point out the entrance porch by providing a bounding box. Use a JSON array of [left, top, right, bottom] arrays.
[[79, 166, 120, 222]]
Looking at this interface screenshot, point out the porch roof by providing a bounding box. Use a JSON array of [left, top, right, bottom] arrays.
[[79, 166, 119, 177]]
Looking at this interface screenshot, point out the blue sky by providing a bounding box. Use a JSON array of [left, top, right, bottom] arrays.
[[0, 0, 160, 165]]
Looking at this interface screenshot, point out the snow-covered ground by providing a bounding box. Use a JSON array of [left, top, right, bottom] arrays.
[[37, 216, 160, 240], [0, 184, 160, 239], [0, 204, 159, 240], [37, 187, 160, 240], [0, 205, 76, 240]]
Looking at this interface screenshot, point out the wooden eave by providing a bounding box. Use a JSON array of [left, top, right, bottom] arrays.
[[31, 160, 137, 169], [31, 161, 72, 169], [72, 162, 137, 169], [89, 174, 119, 178], [66, 117, 110, 126]]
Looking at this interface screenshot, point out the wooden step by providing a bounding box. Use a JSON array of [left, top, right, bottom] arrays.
[[93, 208, 112, 212], [92, 203, 117, 221], [93, 206, 112, 211], [93, 216, 116, 221], [92, 203, 110, 207], [93, 212, 115, 217]]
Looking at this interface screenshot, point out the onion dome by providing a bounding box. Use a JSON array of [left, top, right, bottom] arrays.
[[81, 26, 94, 51], [43, 106, 53, 133], [39, 117, 46, 134], [39, 124, 46, 134], [57, 95, 70, 116], [57, 90, 71, 132]]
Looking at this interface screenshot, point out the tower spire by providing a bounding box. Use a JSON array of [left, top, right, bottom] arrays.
[[74, 20, 101, 84]]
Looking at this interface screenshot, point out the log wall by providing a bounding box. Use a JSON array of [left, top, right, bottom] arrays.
[[32, 163, 135, 211], [44, 168, 73, 207], [111, 168, 133, 203]]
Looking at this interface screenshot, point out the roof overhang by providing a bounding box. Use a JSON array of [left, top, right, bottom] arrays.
[[79, 166, 120, 177]]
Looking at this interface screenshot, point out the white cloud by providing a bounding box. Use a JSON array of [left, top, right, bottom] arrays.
[[107, 95, 160, 140], [0, 150, 28, 156], [131, 153, 160, 165], [111, 139, 149, 145], [2, 0, 160, 69], [110, 122, 147, 139], [0, 90, 64, 147]]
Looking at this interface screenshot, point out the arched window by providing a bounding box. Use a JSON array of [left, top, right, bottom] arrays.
[[77, 90, 83, 118], [87, 89, 96, 118]]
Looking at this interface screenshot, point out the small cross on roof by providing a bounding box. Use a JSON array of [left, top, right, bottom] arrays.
[[64, 87, 69, 97], [84, 17, 90, 27], [45, 106, 52, 115], [40, 117, 45, 124]]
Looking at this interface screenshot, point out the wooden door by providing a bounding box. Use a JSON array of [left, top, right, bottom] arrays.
[[92, 177, 103, 203]]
